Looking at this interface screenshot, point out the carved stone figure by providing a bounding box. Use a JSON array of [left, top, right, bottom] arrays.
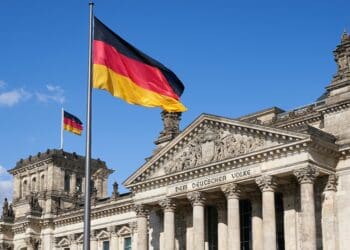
[[2, 198, 9, 217], [165, 124, 268, 174], [112, 181, 120, 199]]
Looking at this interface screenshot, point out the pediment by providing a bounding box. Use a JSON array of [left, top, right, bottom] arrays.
[[58, 238, 70, 246], [96, 230, 110, 240], [117, 225, 131, 236], [124, 114, 308, 187]]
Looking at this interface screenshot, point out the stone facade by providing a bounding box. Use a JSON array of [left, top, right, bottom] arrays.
[[1, 32, 350, 250]]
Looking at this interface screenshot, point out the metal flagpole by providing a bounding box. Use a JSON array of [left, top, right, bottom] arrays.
[[83, 1, 94, 250], [60, 107, 64, 149]]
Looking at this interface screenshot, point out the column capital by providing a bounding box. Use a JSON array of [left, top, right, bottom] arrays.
[[324, 174, 338, 191], [134, 204, 150, 217], [221, 183, 241, 199], [159, 198, 176, 212], [294, 166, 319, 184], [187, 191, 206, 206], [256, 175, 277, 192]]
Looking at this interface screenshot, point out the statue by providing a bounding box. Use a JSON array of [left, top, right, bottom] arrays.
[[2, 198, 9, 217], [112, 182, 119, 199]]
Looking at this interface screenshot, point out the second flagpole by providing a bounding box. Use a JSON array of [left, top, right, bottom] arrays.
[[83, 0, 94, 250]]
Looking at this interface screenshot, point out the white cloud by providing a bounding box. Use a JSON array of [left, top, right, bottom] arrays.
[[0, 165, 12, 207], [0, 80, 6, 88], [36, 84, 65, 104], [0, 165, 8, 175], [0, 88, 31, 107]]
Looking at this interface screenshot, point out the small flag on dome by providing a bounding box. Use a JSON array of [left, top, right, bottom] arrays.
[[63, 111, 83, 135]]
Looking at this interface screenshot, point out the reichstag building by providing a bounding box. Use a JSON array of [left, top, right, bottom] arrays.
[[1, 32, 350, 250]]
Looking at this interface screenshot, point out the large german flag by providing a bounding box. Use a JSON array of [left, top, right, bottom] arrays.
[[63, 111, 83, 135], [93, 17, 187, 112]]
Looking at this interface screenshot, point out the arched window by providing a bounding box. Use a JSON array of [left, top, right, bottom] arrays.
[[41, 175, 45, 191], [32, 177, 37, 192], [64, 173, 70, 192], [23, 180, 28, 197]]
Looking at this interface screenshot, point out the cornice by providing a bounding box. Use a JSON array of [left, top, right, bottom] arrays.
[[54, 198, 134, 227]]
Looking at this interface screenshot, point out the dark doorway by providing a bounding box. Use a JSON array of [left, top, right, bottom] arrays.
[[240, 199, 252, 250], [207, 206, 218, 250], [275, 192, 285, 250]]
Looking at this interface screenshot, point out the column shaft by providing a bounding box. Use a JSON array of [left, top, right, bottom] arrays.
[[294, 166, 319, 250], [256, 175, 277, 250], [135, 205, 149, 250], [187, 192, 206, 250], [221, 183, 241, 250], [160, 198, 176, 250], [322, 175, 338, 250], [217, 203, 227, 250], [262, 191, 277, 250]]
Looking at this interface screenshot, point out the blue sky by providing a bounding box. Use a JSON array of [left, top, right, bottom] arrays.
[[0, 0, 349, 200]]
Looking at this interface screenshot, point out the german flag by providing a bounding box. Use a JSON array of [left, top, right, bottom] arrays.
[[63, 111, 83, 135], [93, 17, 187, 112]]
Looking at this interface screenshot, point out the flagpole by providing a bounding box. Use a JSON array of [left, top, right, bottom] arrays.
[[60, 107, 64, 149], [83, 1, 94, 250]]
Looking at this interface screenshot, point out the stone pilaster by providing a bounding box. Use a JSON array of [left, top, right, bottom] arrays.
[[135, 204, 150, 250], [70, 173, 76, 195], [250, 193, 263, 250], [322, 174, 338, 250], [159, 198, 176, 250], [294, 166, 319, 250], [187, 191, 206, 250], [221, 183, 241, 250], [216, 201, 227, 250], [282, 184, 297, 250], [256, 175, 277, 250]]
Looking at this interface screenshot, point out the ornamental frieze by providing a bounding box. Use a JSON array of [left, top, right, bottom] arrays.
[[163, 124, 274, 174]]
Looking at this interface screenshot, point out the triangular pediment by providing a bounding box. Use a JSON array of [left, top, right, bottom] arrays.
[[58, 238, 70, 246], [117, 226, 131, 236], [124, 114, 308, 187], [96, 230, 110, 240]]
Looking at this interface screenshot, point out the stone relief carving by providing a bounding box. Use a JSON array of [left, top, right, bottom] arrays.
[[164, 124, 268, 174]]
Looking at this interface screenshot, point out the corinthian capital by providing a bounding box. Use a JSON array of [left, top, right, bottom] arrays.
[[294, 166, 319, 184], [256, 175, 277, 192], [221, 183, 241, 199], [134, 204, 150, 217], [187, 191, 206, 206], [324, 174, 338, 191], [159, 198, 176, 212]]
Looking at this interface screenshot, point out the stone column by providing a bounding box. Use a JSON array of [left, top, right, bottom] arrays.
[[322, 174, 338, 250], [221, 183, 241, 250], [217, 201, 227, 250], [159, 198, 176, 250], [256, 175, 277, 250], [187, 191, 206, 250], [135, 204, 149, 250], [294, 166, 319, 250], [70, 173, 77, 195], [90, 235, 98, 250], [282, 184, 297, 250], [251, 193, 263, 250]]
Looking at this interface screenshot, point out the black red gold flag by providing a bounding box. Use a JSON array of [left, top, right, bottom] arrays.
[[93, 17, 187, 112], [63, 111, 83, 135]]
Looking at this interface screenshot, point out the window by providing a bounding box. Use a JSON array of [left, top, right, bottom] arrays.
[[103, 241, 110, 250], [275, 193, 285, 250], [76, 177, 82, 193], [124, 237, 132, 250], [64, 173, 70, 192], [32, 177, 36, 192], [240, 199, 252, 250], [23, 180, 28, 197], [41, 175, 45, 191]]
